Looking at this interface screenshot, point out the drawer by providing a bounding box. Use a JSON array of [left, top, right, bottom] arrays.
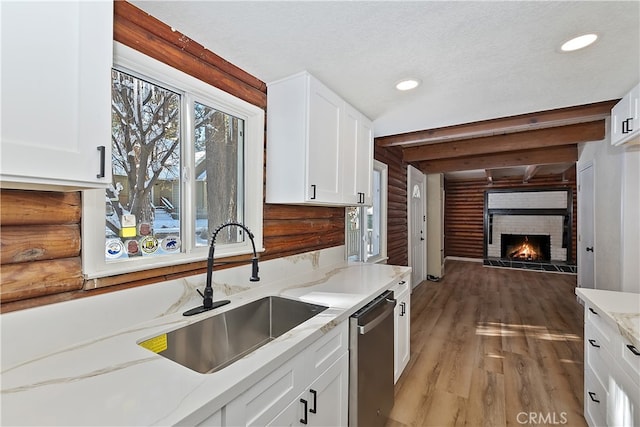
[[585, 321, 615, 392], [391, 276, 411, 296], [585, 305, 614, 347], [584, 369, 607, 427], [618, 335, 640, 388]]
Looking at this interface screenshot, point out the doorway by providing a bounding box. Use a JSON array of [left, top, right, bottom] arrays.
[[407, 165, 427, 289], [578, 162, 595, 289]]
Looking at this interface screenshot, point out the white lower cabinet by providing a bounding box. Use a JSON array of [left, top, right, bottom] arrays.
[[393, 276, 411, 383], [268, 353, 349, 426], [224, 321, 349, 427], [583, 305, 640, 427]]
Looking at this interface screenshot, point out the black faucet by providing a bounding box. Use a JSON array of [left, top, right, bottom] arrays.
[[183, 221, 260, 316]]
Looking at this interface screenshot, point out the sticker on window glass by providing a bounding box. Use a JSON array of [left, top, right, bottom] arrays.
[[126, 240, 140, 256], [140, 236, 159, 255], [139, 222, 152, 236], [161, 236, 181, 253], [106, 239, 125, 259]]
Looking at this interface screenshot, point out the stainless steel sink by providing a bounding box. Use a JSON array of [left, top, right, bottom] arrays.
[[142, 296, 328, 374]]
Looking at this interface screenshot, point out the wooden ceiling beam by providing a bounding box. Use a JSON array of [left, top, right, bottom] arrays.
[[523, 165, 539, 183], [485, 169, 494, 184], [418, 145, 578, 174], [403, 120, 604, 162], [376, 100, 616, 147]]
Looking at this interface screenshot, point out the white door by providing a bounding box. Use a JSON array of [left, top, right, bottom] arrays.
[[578, 163, 595, 289], [408, 165, 427, 289]]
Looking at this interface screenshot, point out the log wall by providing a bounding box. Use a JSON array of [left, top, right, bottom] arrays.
[[444, 172, 577, 262], [0, 2, 344, 312], [375, 144, 408, 266]]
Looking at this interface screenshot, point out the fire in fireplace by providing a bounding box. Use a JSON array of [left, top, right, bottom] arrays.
[[501, 234, 551, 262]]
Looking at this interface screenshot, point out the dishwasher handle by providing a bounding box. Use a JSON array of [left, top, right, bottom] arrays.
[[357, 298, 396, 335]]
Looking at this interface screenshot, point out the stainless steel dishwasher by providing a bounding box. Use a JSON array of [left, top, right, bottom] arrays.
[[349, 289, 396, 427]]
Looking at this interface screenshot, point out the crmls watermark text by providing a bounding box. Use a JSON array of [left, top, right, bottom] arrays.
[[517, 412, 568, 425]]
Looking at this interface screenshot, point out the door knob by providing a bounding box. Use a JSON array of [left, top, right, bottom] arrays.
[[586, 247, 594, 252]]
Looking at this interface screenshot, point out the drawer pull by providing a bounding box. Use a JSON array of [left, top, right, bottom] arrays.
[[300, 398, 308, 424], [588, 307, 598, 315], [398, 280, 406, 285], [588, 392, 600, 403], [588, 339, 600, 348], [309, 389, 317, 414], [627, 344, 640, 356]]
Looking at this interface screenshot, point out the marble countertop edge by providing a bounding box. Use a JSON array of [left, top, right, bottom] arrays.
[[1, 260, 411, 426], [575, 288, 640, 349]]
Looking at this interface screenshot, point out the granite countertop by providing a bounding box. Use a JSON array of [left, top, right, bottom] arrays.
[[0, 248, 410, 426], [575, 288, 640, 349]]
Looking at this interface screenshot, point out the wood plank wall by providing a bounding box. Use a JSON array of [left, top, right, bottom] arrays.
[[0, 1, 344, 313], [374, 144, 408, 266], [444, 171, 577, 262]]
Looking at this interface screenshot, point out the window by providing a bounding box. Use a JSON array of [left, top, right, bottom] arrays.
[[83, 43, 264, 280], [346, 160, 388, 263]]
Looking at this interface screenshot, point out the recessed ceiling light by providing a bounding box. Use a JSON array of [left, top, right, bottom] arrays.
[[395, 78, 421, 91], [560, 33, 598, 52]]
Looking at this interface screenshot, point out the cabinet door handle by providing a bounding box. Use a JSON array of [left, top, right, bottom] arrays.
[[622, 118, 633, 134], [585, 247, 594, 252], [309, 389, 317, 414], [627, 344, 640, 356], [588, 339, 600, 348], [300, 398, 308, 424], [97, 146, 106, 178], [400, 302, 406, 316], [588, 307, 598, 315], [310, 185, 316, 200], [588, 391, 600, 403]]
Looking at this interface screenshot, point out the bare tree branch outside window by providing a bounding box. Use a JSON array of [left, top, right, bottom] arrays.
[[106, 69, 244, 261]]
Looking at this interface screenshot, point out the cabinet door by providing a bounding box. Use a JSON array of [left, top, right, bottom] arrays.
[[356, 116, 374, 206], [341, 104, 361, 205], [307, 78, 343, 203], [394, 279, 411, 383], [611, 94, 629, 146], [267, 354, 348, 427], [267, 393, 305, 427], [612, 83, 640, 146], [307, 352, 349, 427], [0, 1, 112, 189], [225, 354, 303, 427]]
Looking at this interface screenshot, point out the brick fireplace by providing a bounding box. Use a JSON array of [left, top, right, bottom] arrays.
[[483, 188, 576, 273]]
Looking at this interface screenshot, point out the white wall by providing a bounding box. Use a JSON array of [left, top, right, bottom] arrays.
[[621, 145, 640, 293], [578, 121, 640, 293]]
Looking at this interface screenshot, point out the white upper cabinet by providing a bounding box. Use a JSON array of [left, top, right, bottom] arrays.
[[611, 83, 640, 146], [266, 71, 373, 206], [0, 1, 113, 190]]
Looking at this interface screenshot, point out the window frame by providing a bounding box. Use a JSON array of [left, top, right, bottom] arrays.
[[82, 42, 264, 280], [345, 160, 388, 263]]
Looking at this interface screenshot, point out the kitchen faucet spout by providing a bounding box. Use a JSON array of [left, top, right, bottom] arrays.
[[183, 221, 260, 316]]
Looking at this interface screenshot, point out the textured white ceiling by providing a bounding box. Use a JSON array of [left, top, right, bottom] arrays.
[[131, 1, 639, 138]]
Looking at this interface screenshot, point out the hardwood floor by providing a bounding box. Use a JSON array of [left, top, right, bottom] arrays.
[[388, 260, 585, 427]]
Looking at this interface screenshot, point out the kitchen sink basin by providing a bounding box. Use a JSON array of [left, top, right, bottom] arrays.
[[141, 296, 328, 374]]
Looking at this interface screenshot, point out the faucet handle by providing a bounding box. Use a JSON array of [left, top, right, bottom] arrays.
[[197, 288, 204, 298]]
